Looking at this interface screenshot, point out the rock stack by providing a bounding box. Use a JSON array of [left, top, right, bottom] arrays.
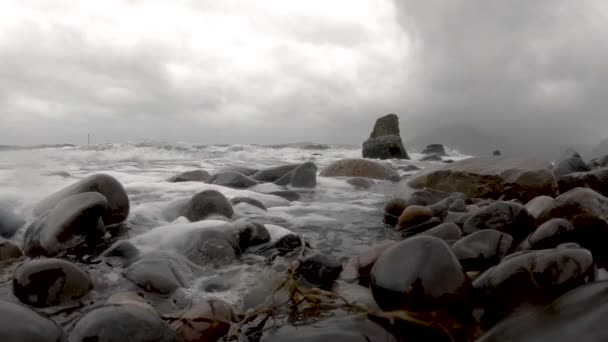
[[362, 114, 409, 160]]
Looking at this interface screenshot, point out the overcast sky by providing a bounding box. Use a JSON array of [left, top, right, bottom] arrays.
[[1, 1, 608, 155]]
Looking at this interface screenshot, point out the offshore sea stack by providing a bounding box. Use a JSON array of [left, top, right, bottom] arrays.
[[362, 113, 409, 160]]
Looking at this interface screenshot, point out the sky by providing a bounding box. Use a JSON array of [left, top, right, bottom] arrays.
[[1, 0, 608, 156]]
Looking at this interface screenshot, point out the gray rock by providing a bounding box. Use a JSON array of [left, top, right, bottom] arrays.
[[13, 258, 92, 307], [420, 154, 442, 162], [217, 166, 258, 176], [493, 150, 502, 156], [268, 190, 301, 201], [230, 197, 267, 210], [0, 300, 64, 342], [235, 220, 271, 252], [422, 144, 447, 156], [0, 207, 24, 238], [420, 223, 463, 242], [452, 229, 514, 272], [24, 192, 107, 257], [408, 157, 558, 202], [558, 167, 608, 197], [209, 171, 258, 188], [463, 201, 535, 243], [180, 190, 234, 222], [589, 154, 608, 169], [400, 217, 442, 237], [274, 162, 317, 188], [100, 240, 140, 264], [0, 237, 23, 260], [251, 164, 301, 182], [68, 304, 181, 342], [398, 164, 421, 172], [298, 253, 342, 288], [449, 199, 467, 212], [362, 114, 409, 160], [519, 218, 576, 251], [34, 173, 129, 226], [554, 149, 590, 178], [320, 158, 399, 181], [346, 177, 375, 189], [443, 211, 471, 227], [524, 195, 556, 219], [167, 170, 210, 183], [124, 252, 188, 294]]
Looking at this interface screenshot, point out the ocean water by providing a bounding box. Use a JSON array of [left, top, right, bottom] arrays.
[[0, 142, 471, 326]]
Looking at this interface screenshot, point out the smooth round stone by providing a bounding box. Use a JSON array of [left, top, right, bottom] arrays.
[[273, 234, 302, 256], [346, 177, 375, 189], [210, 171, 258, 188], [370, 236, 471, 316], [452, 229, 514, 272], [34, 173, 129, 226], [0, 300, 64, 342], [252, 164, 301, 182], [235, 220, 271, 252], [68, 304, 181, 342], [0, 237, 23, 260], [100, 239, 140, 264], [13, 258, 92, 307], [449, 199, 467, 212], [167, 170, 210, 183], [524, 195, 556, 219], [520, 218, 576, 250], [341, 241, 396, 285], [466, 204, 480, 213], [420, 222, 463, 242], [167, 299, 234, 342], [427, 192, 468, 217], [401, 217, 441, 237], [230, 197, 267, 211], [274, 162, 317, 188], [106, 292, 156, 313], [443, 211, 471, 227], [180, 190, 234, 222], [383, 198, 408, 226], [397, 205, 433, 230], [24, 192, 107, 257], [473, 247, 595, 328], [0, 207, 25, 238], [298, 253, 342, 288], [463, 201, 535, 243], [124, 252, 187, 294]]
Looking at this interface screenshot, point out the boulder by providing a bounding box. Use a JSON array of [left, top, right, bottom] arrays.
[[452, 229, 514, 272], [167, 299, 234, 342], [100, 240, 140, 265], [298, 253, 342, 289], [0, 237, 22, 260], [463, 201, 535, 243], [493, 150, 502, 156], [558, 167, 608, 197], [473, 247, 595, 328], [408, 157, 558, 202], [0, 207, 24, 238], [524, 195, 555, 219], [251, 164, 301, 182], [13, 258, 92, 307], [167, 170, 210, 183], [362, 114, 409, 160], [341, 241, 396, 286], [268, 190, 301, 201], [23, 192, 107, 257], [320, 158, 399, 181], [217, 166, 258, 176], [519, 218, 576, 251], [234, 220, 271, 252], [398, 164, 421, 172], [0, 300, 64, 342], [397, 205, 433, 230], [443, 211, 471, 228], [420, 154, 442, 162], [346, 177, 375, 189], [209, 171, 258, 189], [537, 187, 608, 266], [400, 217, 441, 237], [68, 304, 181, 342], [229, 197, 267, 210], [34, 173, 129, 226], [124, 252, 188, 294], [449, 199, 467, 212], [180, 190, 234, 222], [382, 198, 408, 226], [553, 149, 590, 178], [274, 162, 317, 188], [589, 154, 608, 169], [422, 144, 447, 156], [370, 236, 471, 316], [420, 223, 463, 242]]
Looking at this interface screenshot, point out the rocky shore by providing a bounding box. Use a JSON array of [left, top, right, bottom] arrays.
[[1, 115, 608, 341]]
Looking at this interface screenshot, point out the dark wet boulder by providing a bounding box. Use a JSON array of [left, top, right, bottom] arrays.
[[341, 241, 396, 286], [68, 304, 181, 342], [422, 144, 447, 156], [274, 162, 317, 188], [180, 190, 234, 222], [13, 258, 92, 307], [405, 188, 456, 207], [217, 166, 258, 176], [34, 173, 129, 226], [397, 205, 433, 230], [261, 315, 398, 342], [519, 218, 576, 250], [166, 299, 234, 342], [382, 198, 408, 226], [524, 195, 555, 219], [420, 222, 463, 242], [209, 171, 258, 188], [362, 114, 409, 160], [420, 154, 442, 162], [427, 192, 468, 217], [100, 239, 140, 264], [0, 237, 23, 260], [124, 252, 188, 294], [589, 154, 608, 169], [273, 234, 302, 256], [298, 253, 342, 289], [493, 150, 502, 156], [473, 247, 595, 328], [0, 300, 64, 342], [398, 164, 421, 172], [408, 157, 558, 202], [400, 217, 441, 237], [230, 197, 267, 210], [235, 220, 271, 251], [554, 149, 590, 179], [449, 199, 467, 212], [558, 167, 608, 197], [452, 229, 514, 272], [346, 177, 375, 189], [320, 158, 399, 181], [24, 192, 107, 257], [251, 164, 300, 182], [167, 170, 210, 183], [0, 207, 24, 238], [268, 190, 301, 201], [370, 236, 471, 316], [463, 201, 535, 243]]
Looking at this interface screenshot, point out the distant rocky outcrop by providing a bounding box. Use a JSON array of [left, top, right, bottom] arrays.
[[422, 144, 447, 156], [362, 114, 409, 160]]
